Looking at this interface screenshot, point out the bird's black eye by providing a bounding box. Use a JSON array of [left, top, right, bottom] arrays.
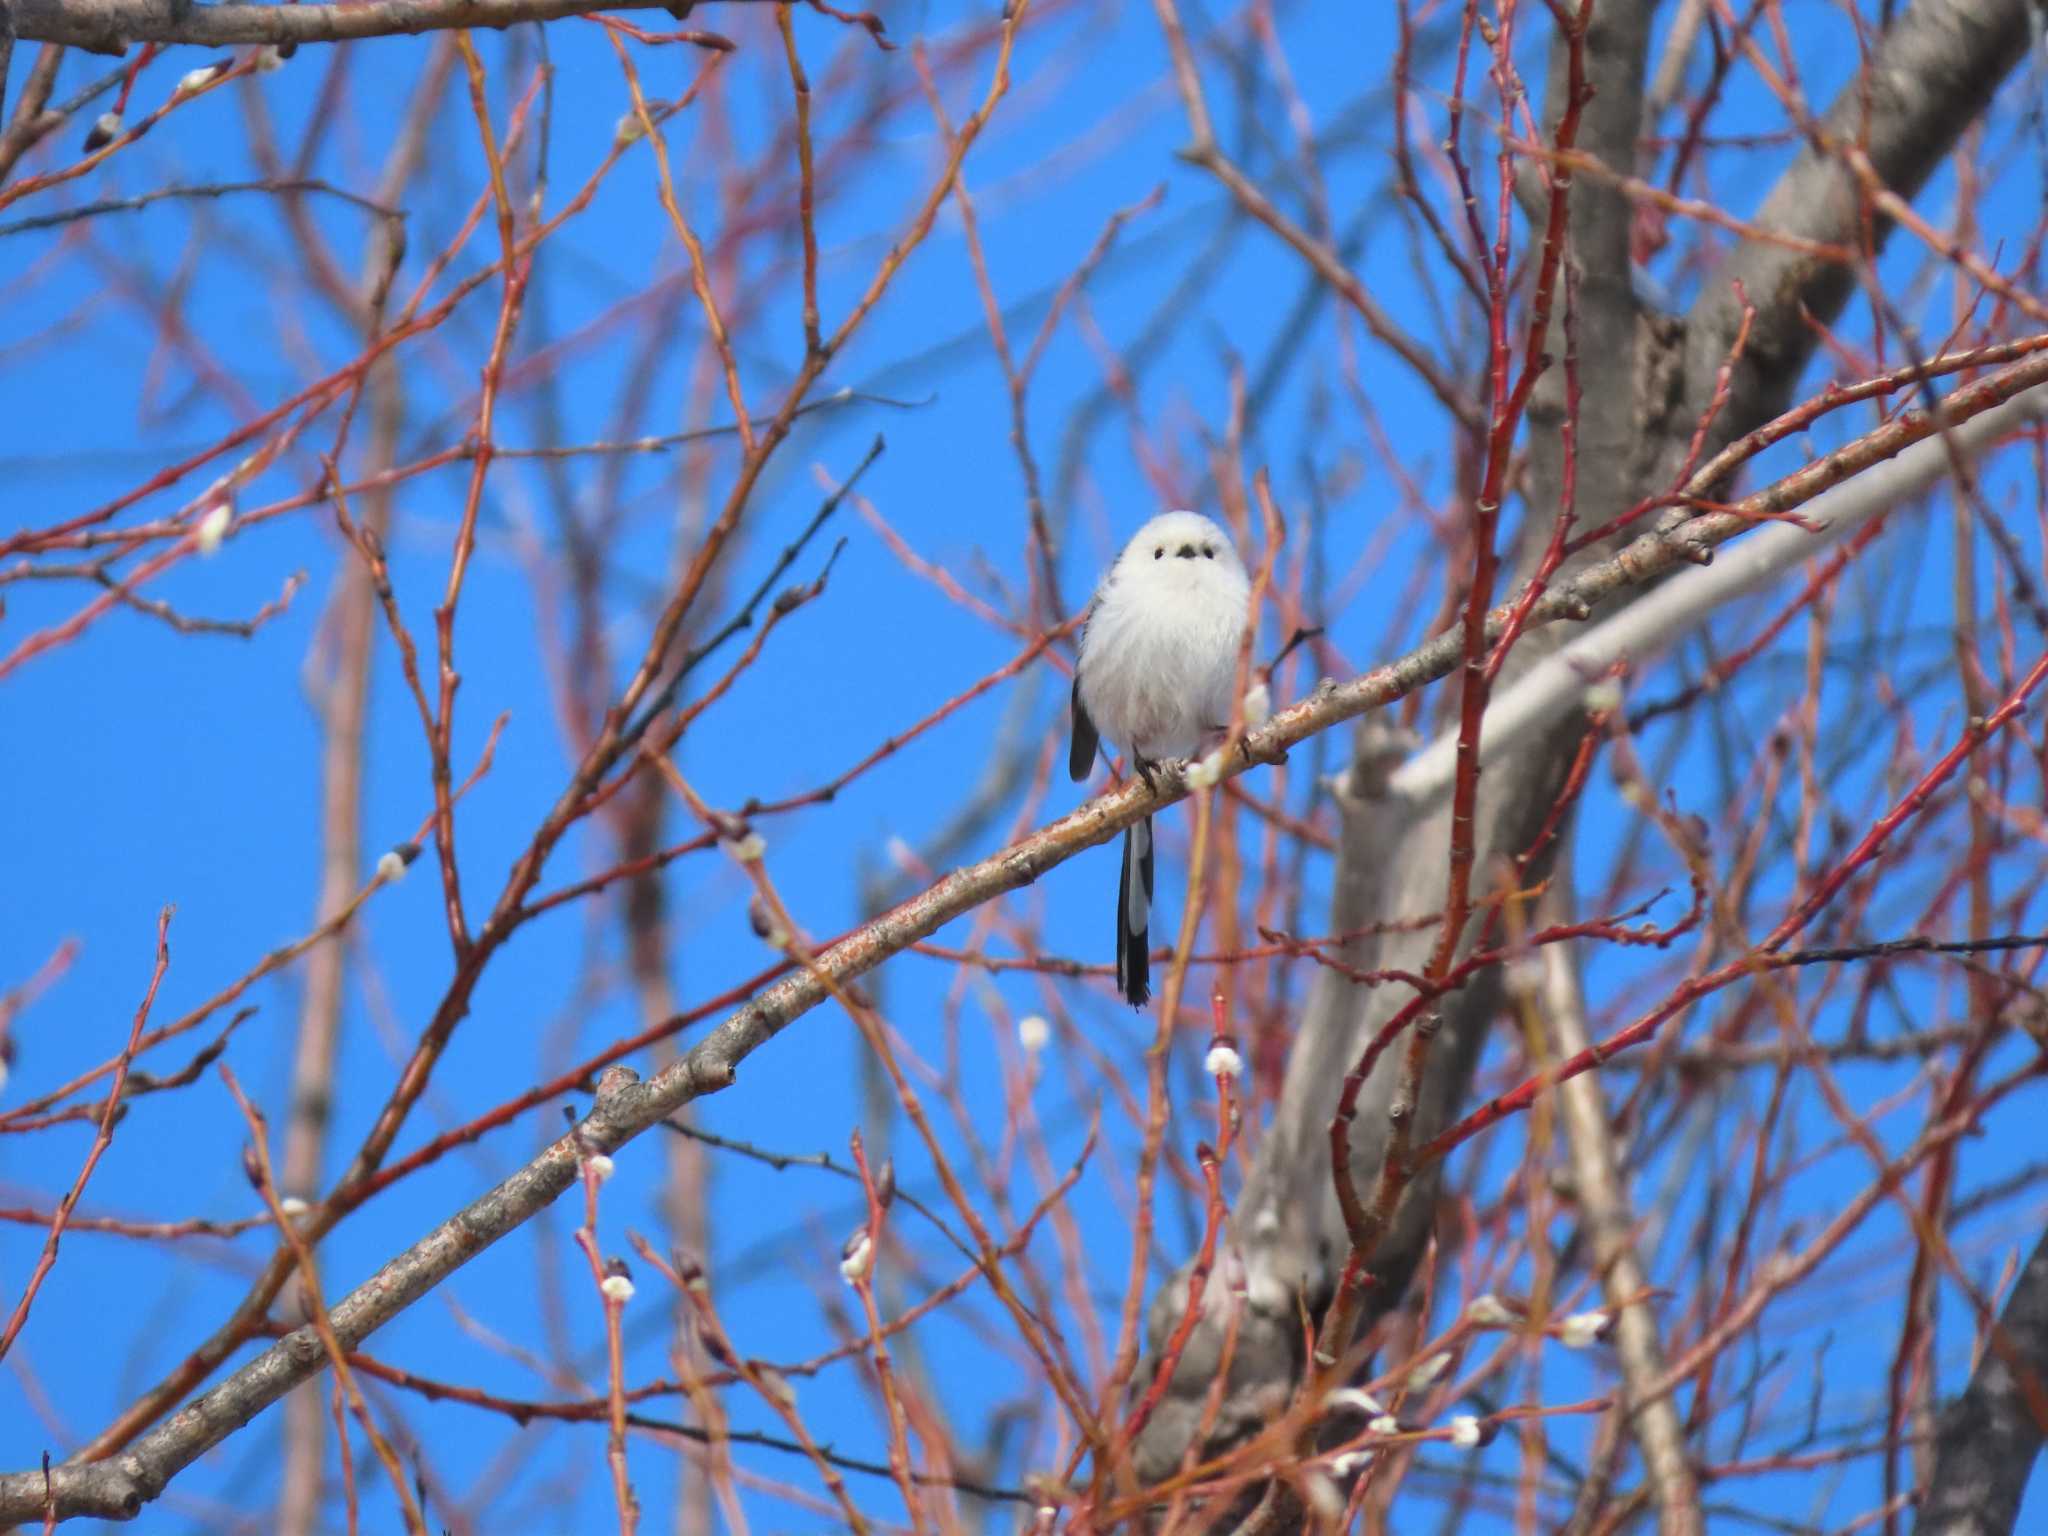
[[1203, 545, 1215, 558], [1154, 547, 1164, 559]]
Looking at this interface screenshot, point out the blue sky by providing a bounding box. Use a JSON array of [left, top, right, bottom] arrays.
[[4, 1, 2048, 1530]]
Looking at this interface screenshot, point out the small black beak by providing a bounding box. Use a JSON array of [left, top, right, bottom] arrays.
[[1175, 544, 1197, 559]]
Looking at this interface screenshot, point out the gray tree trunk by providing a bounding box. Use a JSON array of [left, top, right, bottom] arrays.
[[1917, 1227, 2048, 1535]]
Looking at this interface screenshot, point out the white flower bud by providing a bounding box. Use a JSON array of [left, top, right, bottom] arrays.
[[1504, 952, 1546, 999], [85, 111, 123, 151], [253, 45, 288, 73], [1330, 1448, 1375, 1477], [1322, 1388, 1384, 1418], [613, 112, 647, 148], [583, 1154, 615, 1183], [279, 1196, 309, 1216], [839, 1232, 872, 1283], [1368, 1414, 1400, 1436], [1581, 678, 1624, 715], [1558, 1309, 1611, 1349], [1466, 1293, 1517, 1328], [1241, 681, 1271, 727], [1406, 1351, 1452, 1390], [721, 831, 766, 864], [1017, 1014, 1051, 1053], [176, 65, 220, 96], [600, 1273, 635, 1302], [196, 503, 231, 556], [375, 849, 406, 885], [1185, 751, 1226, 789], [1204, 1043, 1243, 1080], [1448, 1414, 1489, 1449]]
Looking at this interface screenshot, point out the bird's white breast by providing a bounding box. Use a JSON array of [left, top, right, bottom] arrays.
[[1077, 555, 1249, 762]]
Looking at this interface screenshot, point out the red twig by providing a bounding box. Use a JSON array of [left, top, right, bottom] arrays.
[[0, 908, 170, 1363]]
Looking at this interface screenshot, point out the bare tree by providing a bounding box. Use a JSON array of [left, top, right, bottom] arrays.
[[2, 0, 2046, 1531]]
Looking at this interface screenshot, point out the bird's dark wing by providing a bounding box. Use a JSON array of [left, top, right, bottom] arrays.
[[1068, 673, 1100, 783]]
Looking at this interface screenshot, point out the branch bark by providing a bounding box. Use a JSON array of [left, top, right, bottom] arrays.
[[0, 42, 62, 182], [1391, 378, 2048, 802], [1544, 880, 1701, 1536], [4, 0, 769, 54], [1917, 1225, 2048, 1534]]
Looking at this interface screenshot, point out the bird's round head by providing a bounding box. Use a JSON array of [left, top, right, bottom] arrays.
[[1116, 510, 1245, 579]]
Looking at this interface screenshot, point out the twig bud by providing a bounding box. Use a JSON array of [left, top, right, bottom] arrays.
[[195, 503, 231, 556], [838, 1230, 872, 1283], [1466, 1292, 1519, 1328], [176, 62, 229, 96], [1406, 1350, 1452, 1390], [1322, 1388, 1384, 1419], [1581, 678, 1623, 716], [1203, 1041, 1243, 1080], [1447, 1413, 1494, 1449], [1557, 1308, 1612, 1349]]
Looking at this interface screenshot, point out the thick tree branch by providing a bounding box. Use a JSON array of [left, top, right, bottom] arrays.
[[1544, 884, 1702, 1536], [4, 0, 772, 54], [1917, 1226, 2048, 1533], [1391, 379, 2048, 802], [1682, 0, 2043, 437]]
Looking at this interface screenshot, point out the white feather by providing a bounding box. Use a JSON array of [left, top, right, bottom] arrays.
[[1076, 511, 1250, 762]]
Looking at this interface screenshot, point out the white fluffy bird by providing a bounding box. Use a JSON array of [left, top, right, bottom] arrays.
[[1069, 511, 1251, 1006]]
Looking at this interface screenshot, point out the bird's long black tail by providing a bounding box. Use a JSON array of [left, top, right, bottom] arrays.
[[1117, 816, 1154, 1007]]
